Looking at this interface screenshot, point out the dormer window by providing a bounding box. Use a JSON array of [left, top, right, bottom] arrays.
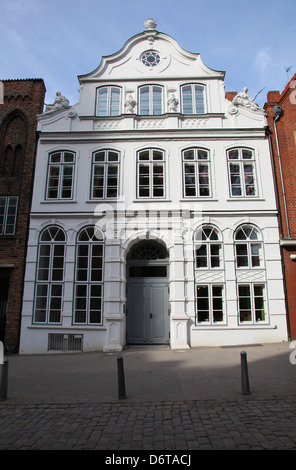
[[181, 84, 206, 114], [96, 86, 121, 116]]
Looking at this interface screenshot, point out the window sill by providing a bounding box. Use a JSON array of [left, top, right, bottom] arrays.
[[41, 200, 77, 204]]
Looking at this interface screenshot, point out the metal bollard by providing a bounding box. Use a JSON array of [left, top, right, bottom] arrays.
[[0, 359, 9, 401], [241, 351, 250, 395], [117, 356, 126, 399]]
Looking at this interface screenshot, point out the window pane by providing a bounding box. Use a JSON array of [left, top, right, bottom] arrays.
[[210, 244, 220, 268], [236, 244, 248, 267], [97, 88, 108, 116], [110, 88, 120, 116], [140, 87, 149, 115], [196, 285, 209, 322], [153, 87, 162, 115], [195, 86, 205, 113], [254, 285, 265, 321], [196, 245, 207, 268], [229, 163, 241, 196], [182, 86, 193, 113], [238, 285, 252, 322], [184, 163, 196, 196]]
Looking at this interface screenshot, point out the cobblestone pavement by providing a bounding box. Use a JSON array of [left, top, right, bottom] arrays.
[[1, 343, 296, 451], [1, 397, 296, 450]]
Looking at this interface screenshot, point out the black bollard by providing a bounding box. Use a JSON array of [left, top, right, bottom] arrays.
[[117, 355, 126, 399], [241, 351, 250, 395], [0, 359, 9, 401]]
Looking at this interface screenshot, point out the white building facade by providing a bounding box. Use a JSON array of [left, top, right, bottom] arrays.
[[20, 20, 288, 353]]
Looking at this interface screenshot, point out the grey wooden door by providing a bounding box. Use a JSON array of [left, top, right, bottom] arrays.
[[126, 280, 169, 344]]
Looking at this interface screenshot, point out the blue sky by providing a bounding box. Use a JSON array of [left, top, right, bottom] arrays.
[[0, 0, 295, 107]]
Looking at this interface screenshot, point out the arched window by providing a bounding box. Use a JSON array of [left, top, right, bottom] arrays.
[[74, 226, 104, 325], [34, 226, 66, 323], [96, 86, 121, 116], [194, 226, 224, 324], [235, 225, 262, 268], [139, 85, 163, 115], [194, 226, 222, 269], [181, 84, 206, 114]]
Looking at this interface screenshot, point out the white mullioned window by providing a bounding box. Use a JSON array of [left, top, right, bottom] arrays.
[[182, 148, 211, 197], [139, 85, 163, 115], [194, 226, 222, 269], [96, 86, 121, 116], [196, 284, 224, 324], [46, 151, 75, 200], [91, 149, 120, 199], [227, 148, 257, 197], [74, 226, 104, 325], [194, 226, 225, 324], [235, 225, 263, 269], [181, 84, 206, 114], [137, 149, 165, 198], [34, 226, 66, 324], [238, 283, 267, 323]]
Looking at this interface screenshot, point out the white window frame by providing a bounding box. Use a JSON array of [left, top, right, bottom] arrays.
[[194, 226, 222, 270], [235, 225, 263, 269], [0, 196, 18, 235], [196, 284, 225, 324], [91, 149, 120, 199], [74, 226, 104, 325], [96, 86, 121, 116], [238, 283, 267, 324], [139, 85, 163, 115], [181, 84, 206, 114], [227, 148, 257, 197], [137, 149, 166, 199], [46, 151, 75, 200], [33, 226, 66, 324], [182, 148, 211, 197]]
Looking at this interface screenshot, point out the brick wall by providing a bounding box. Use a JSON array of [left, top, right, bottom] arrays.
[[0, 79, 46, 352], [265, 74, 296, 339]]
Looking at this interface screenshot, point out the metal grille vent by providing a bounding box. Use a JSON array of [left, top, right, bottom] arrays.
[[48, 333, 83, 352]]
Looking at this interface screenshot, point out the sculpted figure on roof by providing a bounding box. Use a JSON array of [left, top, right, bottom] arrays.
[[232, 87, 264, 112]]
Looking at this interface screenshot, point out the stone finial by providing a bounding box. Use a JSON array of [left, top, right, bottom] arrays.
[[144, 18, 157, 30]]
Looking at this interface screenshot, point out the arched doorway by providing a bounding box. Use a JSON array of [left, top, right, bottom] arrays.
[[126, 240, 170, 344]]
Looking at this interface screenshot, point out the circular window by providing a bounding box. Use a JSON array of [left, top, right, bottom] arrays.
[[141, 51, 161, 67]]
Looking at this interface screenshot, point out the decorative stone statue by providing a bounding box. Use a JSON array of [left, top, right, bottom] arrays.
[[232, 87, 264, 112], [167, 94, 179, 112], [43, 91, 70, 115], [125, 95, 136, 113]]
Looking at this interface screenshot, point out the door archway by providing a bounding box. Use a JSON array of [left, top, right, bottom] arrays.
[[126, 240, 170, 344]]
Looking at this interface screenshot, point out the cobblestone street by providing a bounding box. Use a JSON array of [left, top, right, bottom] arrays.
[[1, 344, 296, 451], [1, 397, 296, 450]]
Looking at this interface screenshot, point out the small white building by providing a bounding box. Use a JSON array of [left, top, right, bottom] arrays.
[[20, 19, 288, 353]]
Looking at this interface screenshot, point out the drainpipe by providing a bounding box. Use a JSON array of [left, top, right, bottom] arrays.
[[273, 105, 290, 238]]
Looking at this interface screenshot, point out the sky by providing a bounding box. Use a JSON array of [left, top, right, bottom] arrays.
[[0, 0, 295, 108]]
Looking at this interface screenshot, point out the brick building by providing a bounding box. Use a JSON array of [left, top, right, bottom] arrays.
[[265, 73, 296, 340], [0, 79, 45, 352]]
